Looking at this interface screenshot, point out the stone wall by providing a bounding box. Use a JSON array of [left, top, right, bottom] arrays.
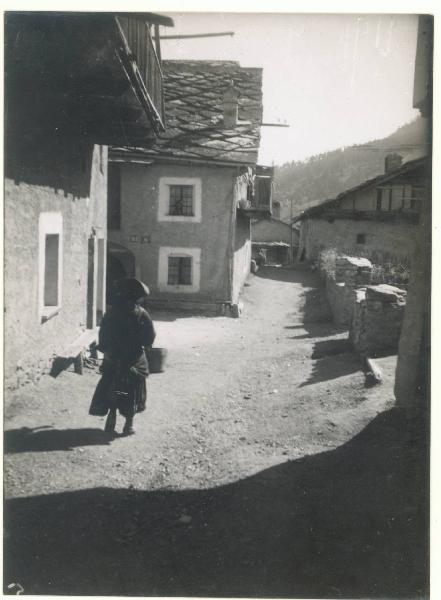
[[324, 256, 372, 327], [298, 216, 418, 267], [322, 254, 407, 357], [325, 280, 355, 327], [351, 285, 407, 356]]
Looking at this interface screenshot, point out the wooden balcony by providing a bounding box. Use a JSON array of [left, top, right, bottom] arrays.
[[5, 12, 173, 146], [115, 15, 166, 133], [238, 166, 273, 218]]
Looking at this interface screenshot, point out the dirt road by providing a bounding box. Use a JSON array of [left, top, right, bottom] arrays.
[[4, 267, 428, 597]]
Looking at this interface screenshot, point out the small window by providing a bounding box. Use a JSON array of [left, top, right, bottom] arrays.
[[44, 234, 60, 306], [158, 246, 201, 293], [39, 212, 62, 322], [108, 164, 121, 230], [356, 233, 366, 245], [168, 256, 192, 285], [168, 185, 194, 216], [158, 177, 201, 223]]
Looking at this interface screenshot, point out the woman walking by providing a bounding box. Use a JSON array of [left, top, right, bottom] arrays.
[[89, 279, 155, 436]]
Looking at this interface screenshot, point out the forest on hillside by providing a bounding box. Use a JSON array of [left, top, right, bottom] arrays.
[[273, 117, 428, 222]]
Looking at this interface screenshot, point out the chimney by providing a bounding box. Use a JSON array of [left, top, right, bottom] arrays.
[[222, 81, 239, 128], [384, 153, 403, 174]]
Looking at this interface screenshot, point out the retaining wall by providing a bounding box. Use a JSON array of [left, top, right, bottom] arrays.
[[325, 256, 372, 327], [350, 285, 407, 356], [321, 253, 407, 357]]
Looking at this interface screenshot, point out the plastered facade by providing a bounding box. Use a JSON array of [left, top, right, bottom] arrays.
[[298, 217, 418, 266], [4, 140, 107, 389], [109, 161, 250, 311]]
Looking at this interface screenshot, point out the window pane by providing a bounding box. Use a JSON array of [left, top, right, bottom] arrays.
[[180, 257, 192, 285], [44, 234, 59, 306], [167, 256, 192, 285], [169, 185, 194, 216], [168, 257, 180, 285]]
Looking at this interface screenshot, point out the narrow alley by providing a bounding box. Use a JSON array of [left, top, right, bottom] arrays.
[[4, 267, 427, 598]]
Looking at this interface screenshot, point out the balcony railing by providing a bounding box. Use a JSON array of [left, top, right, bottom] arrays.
[[115, 16, 165, 132]]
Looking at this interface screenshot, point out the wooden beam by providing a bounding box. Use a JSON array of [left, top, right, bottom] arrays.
[[154, 24, 162, 62], [160, 31, 234, 40]]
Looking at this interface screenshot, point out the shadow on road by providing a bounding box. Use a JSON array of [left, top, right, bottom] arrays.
[[4, 409, 428, 598], [255, 266, 317, 284], [299, 352, 362, 387], [286, 323, 348, 340], [300, 287, 333, 326], [311, 338, 352, 358], [4, 427, 114, 453]]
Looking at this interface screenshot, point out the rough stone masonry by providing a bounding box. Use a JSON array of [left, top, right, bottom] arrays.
[[325, 255, 373, 327], [351, 284, 407, 356]]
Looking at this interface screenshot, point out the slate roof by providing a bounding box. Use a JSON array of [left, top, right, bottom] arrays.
[[112, 60, 263, 165]]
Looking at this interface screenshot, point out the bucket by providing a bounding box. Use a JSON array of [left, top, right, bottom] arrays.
[[146, 347, 168, 373]]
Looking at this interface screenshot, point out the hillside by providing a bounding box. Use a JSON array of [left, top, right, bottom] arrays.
[[274, 117, 429, 221]]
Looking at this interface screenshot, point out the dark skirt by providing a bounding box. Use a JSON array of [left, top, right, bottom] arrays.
[[89, 352, 148, 418]]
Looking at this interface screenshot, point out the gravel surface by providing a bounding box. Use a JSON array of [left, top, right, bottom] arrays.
[[4, 267, 428, 597]]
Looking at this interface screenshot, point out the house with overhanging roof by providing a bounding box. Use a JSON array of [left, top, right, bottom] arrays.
[[251, 217, 297, 265], [4, 11, 173, 389], [293, 154, 429, 268], [108, 59, 272, 315]]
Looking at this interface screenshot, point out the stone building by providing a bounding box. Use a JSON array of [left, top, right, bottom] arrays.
[[294, 155, 428, 268], [4, 12, 172, 389], [108, 60, 271, 315], [251, 217, 297, 265]]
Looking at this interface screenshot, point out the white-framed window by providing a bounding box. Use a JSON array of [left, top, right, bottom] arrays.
[[39, 212, 63, 322], [158, 177, 202, 223], [158, 247, 201, 293]]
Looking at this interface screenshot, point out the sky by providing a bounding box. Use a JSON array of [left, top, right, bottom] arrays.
[[159, 12, 420, 166]]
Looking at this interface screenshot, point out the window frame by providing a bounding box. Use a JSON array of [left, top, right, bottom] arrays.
[[158, 247, 201, 293], [168, 184, 195, 217], [167, 255, 193, 285], [39, 212, 63, 322], [158, 177, 202, 223]]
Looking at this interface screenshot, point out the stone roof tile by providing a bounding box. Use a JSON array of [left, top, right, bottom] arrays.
[[112, 60, 263, 165]]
